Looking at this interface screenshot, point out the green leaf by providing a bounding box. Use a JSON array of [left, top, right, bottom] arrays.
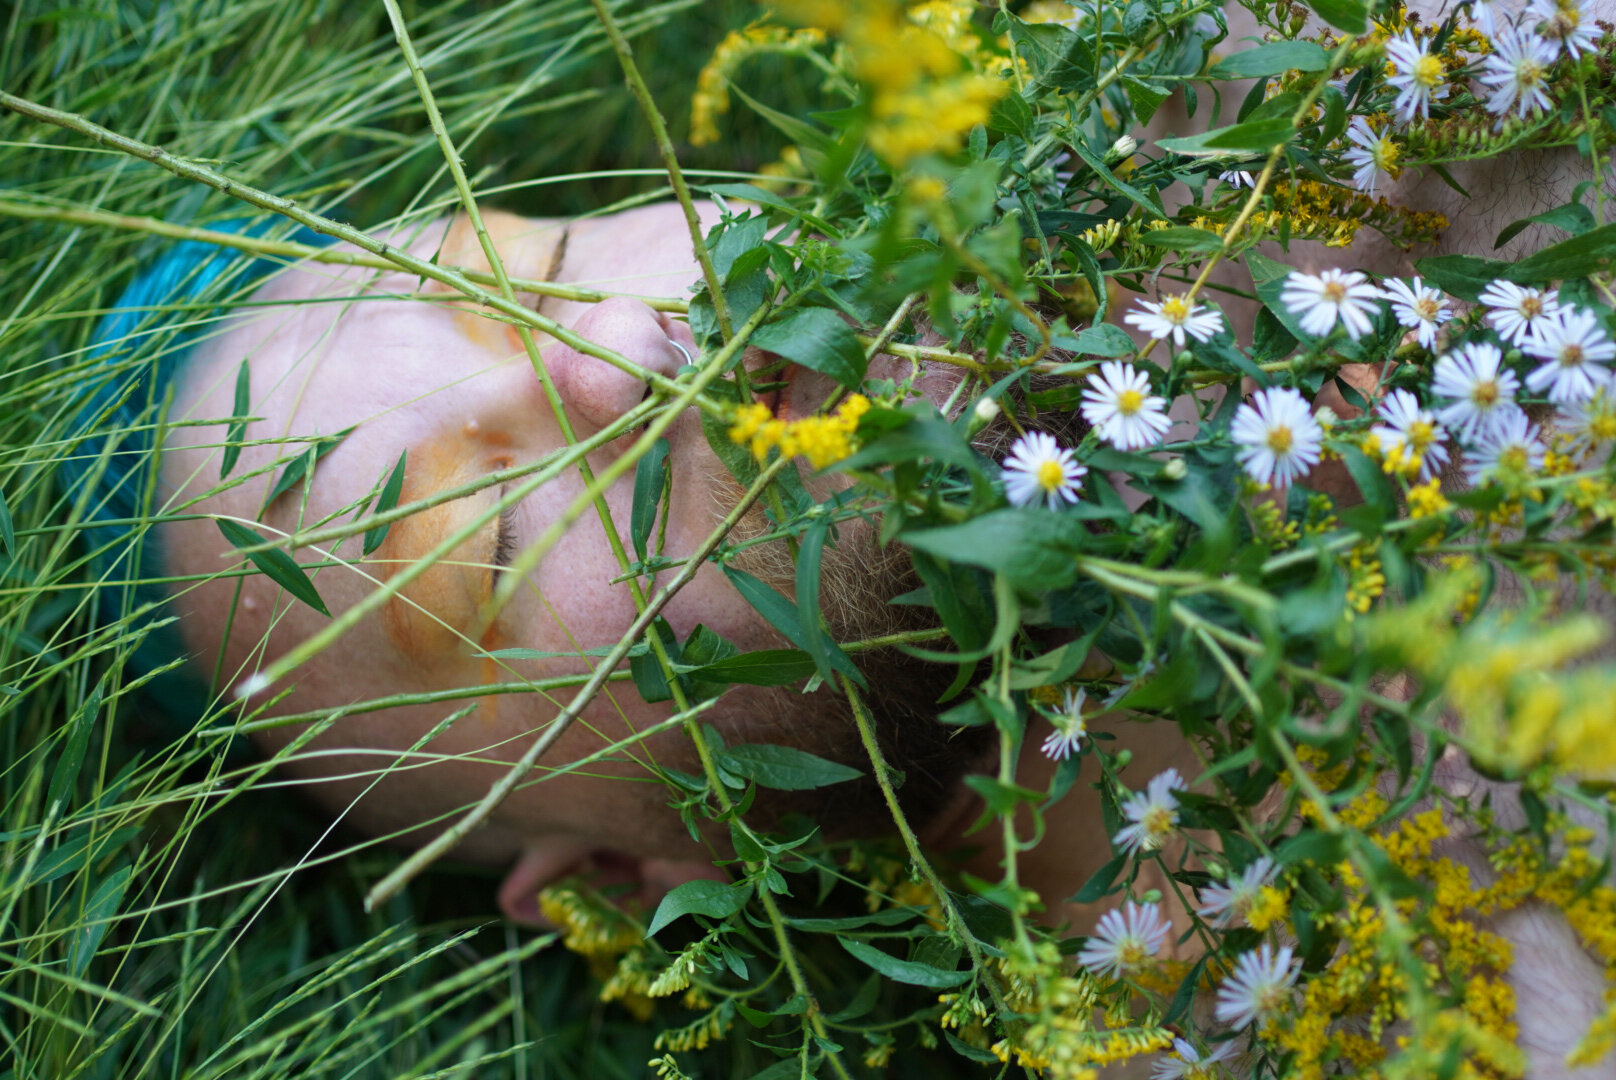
[[1122, 77, 1170, 125], [721, 564, 864, 686], [1207, 41, 1330, 79], [48, 683, 101, 811], [646, 879, 753, 936], [68, 866, 133, 977], [750, 307, 868, 389], [1138, 226, 1225, 254], [1508, 222, 1616, 283], [1069, 141, 1164, 216], [217, 518, 331, 617], [0, 485, 13, 559], [785, 908, 918, 932], [988, 89, 1034, 138], [260, 427, 353, 515], [718, 744, 862, 790], [1072, 323, 1135, 357], [838, 937, 972, 988], [683, 649, 818, 687], [1308, 0, 1368, 33], [629, 618, 677, 704], [1164, 955, 1208, 1025], [630, 438, 671, 562], [1156, 116, 1293, 157], [220, 358, 250, 479], [903, 509, 1083, 591], [362, 450, 408, 556], [1070, 851, 1128, 903], [1413, 254, 1511, 302], [1494, 200, 1596, 249]]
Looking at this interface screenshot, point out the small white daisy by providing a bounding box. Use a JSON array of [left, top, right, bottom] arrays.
[[1077, 900, 1172, 979], [1471, 0, 1509, 36], [1465, 408, 1546, 486], [1001, 431, 1088, 510], [1231, 386, 1325, 488], [1152, 1038, 1239, 1080], [1280, 269, 1383, 340], [1384, 31, 1447, 124], [1478, 280, 1560, 346], [1214, 942, 1299, 1029], [1523, 308, 1616, 404], [1560, 386, 1616, 461], [1379, 277, 1453, 349], [1195, 856, 1277, 929], [1371, 388, 1452, 481], [1478, 28, 1558, 121], [1218, 169, 1256, 188], [1528, 0, 1601, 58], [1124, 294, 1226, 349], [1081, 360, 1173, 451], [1114, 767, 1185, 855], [1431, 341, 1524, 444], [1041, 687, 1088, 761], [1343, 117, 1400, 197]]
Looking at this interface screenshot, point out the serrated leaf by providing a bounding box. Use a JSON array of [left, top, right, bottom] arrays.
[[220, 359, 250, 479], [1123, 77, 1170, 125], [750, 307, 868, 389], [1206, 41, 1329, 79], [838, 937, 972, 988], [718, 744, 862, 790], [646, 879, 752, 936], [217, 518, 331, 617], [363, 450, 408, 555]]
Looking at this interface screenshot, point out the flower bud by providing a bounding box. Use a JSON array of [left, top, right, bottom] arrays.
[[1107, 134, 1139, 163], [967, 396, 1002, 435], [1313, 405, 1339, 430], [1162, 457, 1187, 481]]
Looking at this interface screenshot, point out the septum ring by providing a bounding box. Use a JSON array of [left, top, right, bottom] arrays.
[[669, 339, 695, 366]]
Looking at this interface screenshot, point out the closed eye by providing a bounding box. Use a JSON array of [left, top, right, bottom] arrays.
[[492, 486, 517, 579]]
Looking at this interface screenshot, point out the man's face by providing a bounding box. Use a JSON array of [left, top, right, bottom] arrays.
[[160, 202, 889, 918]]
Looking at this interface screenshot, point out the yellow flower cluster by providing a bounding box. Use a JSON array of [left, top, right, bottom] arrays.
[[729, 393, 871, 468], [1406, 477, 1450, 519], [1251, 498, 1301, 550], [689, 24, 826, 146], [540, 882, 660, 1019], [1194, 179, 1449, 248], [773, 0, 1008, 165], [653, 1004, 734, 1053], [1344, 542, 1387, 617]]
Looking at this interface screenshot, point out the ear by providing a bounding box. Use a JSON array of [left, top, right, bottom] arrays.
[[496, 842, 730, 927]]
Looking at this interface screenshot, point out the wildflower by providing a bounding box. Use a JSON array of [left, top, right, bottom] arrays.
[[1478, 29, 1558, 121], [1231, 386, 1325, 488], [1218, 169, 1256, 188], [1196, 856, 1277, 929], [1471, 0, 1507, 35], [1372, 388, 1452, 481], [1081, 360, 1173, 450], [1378, 277, 1452, 349], [1560, 386, 1616, 459], [1432, 341, 1524, 444], [1528, 0, 1600, 58], [1041, 687, 1088, 761], [1280, 269, 1382, 340], [1001, 431, 1087, 510], [1114, 767, 1184, 854], [1124, 294, 1225, 349], [1466, 409, 1546, 486], [1343, 117, 1400, 197], [1384, 31, 1446, 124], [1523, 308, 1616, 405], [1077, 900, 1171, 978], [1478, 280, 1560, 346], [1213, 943, 1298, 1029], [1152, 1038, 1238, 1080]]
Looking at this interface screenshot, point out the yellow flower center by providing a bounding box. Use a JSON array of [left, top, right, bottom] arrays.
[[1519, 59, 1546, 87], [1036, 459, 1066, 492], [1414, 296, 1440, 319], [1159, 295, 1192, 323], [1116, 388, 1145, 416], [1267, 426, 1294, 454], [1408, 419, 1436, 452], [1373, 138, 1400, 171], [1414, 53, 1444, 88], [1472, 380, 1499, 406], [1143, 804, 1176, 839], [1561, 344, 1584, 366], [1117, 939, 1150, 968], [1321, 281, 1347, 304], [1501, 445, 1530, 472], [1521, 296, 1544, 318]]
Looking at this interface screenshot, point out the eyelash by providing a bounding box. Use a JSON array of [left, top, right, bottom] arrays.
[[492, 493, 517, 574]]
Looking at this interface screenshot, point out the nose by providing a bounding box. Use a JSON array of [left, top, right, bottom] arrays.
[[541, 298, 693, 430]]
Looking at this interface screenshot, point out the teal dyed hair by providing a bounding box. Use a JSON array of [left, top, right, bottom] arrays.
[[66, 221, 329, 731]]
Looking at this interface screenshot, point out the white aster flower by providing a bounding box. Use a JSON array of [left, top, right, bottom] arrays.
[[1077, 900, 1172, 979], [1523, 307, 1616, 404], [1001, 431, 1088, 510], [1478, 29, 1558, 121], [1231, 386, 1325, 488], [1379, 276, 1452, 349], [1529, 0, 1601, 58], [1280, 269, 1383, 340], [1465, 408, 1546, 486], [1041, 687, 1088, 761], [1124, 294, 1226, 349], [1384, 31, 1447, 124], [1471, 0, 1509, 36], [1218, 169, 1256, 188], [1559, 386, 1616, 461], [1196, 856, 1278, 929], [1114, 767, 1185, 855], [1478, 280, 1560, 346], [1214, 943, 1299, 1029], [1152, 1038, 1239, 1080], [1343, 117, 1400, 197], [1081, 360, 1173, 451], [1431, 341, 1524, 444], [1371, 388, 1452, 481]]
